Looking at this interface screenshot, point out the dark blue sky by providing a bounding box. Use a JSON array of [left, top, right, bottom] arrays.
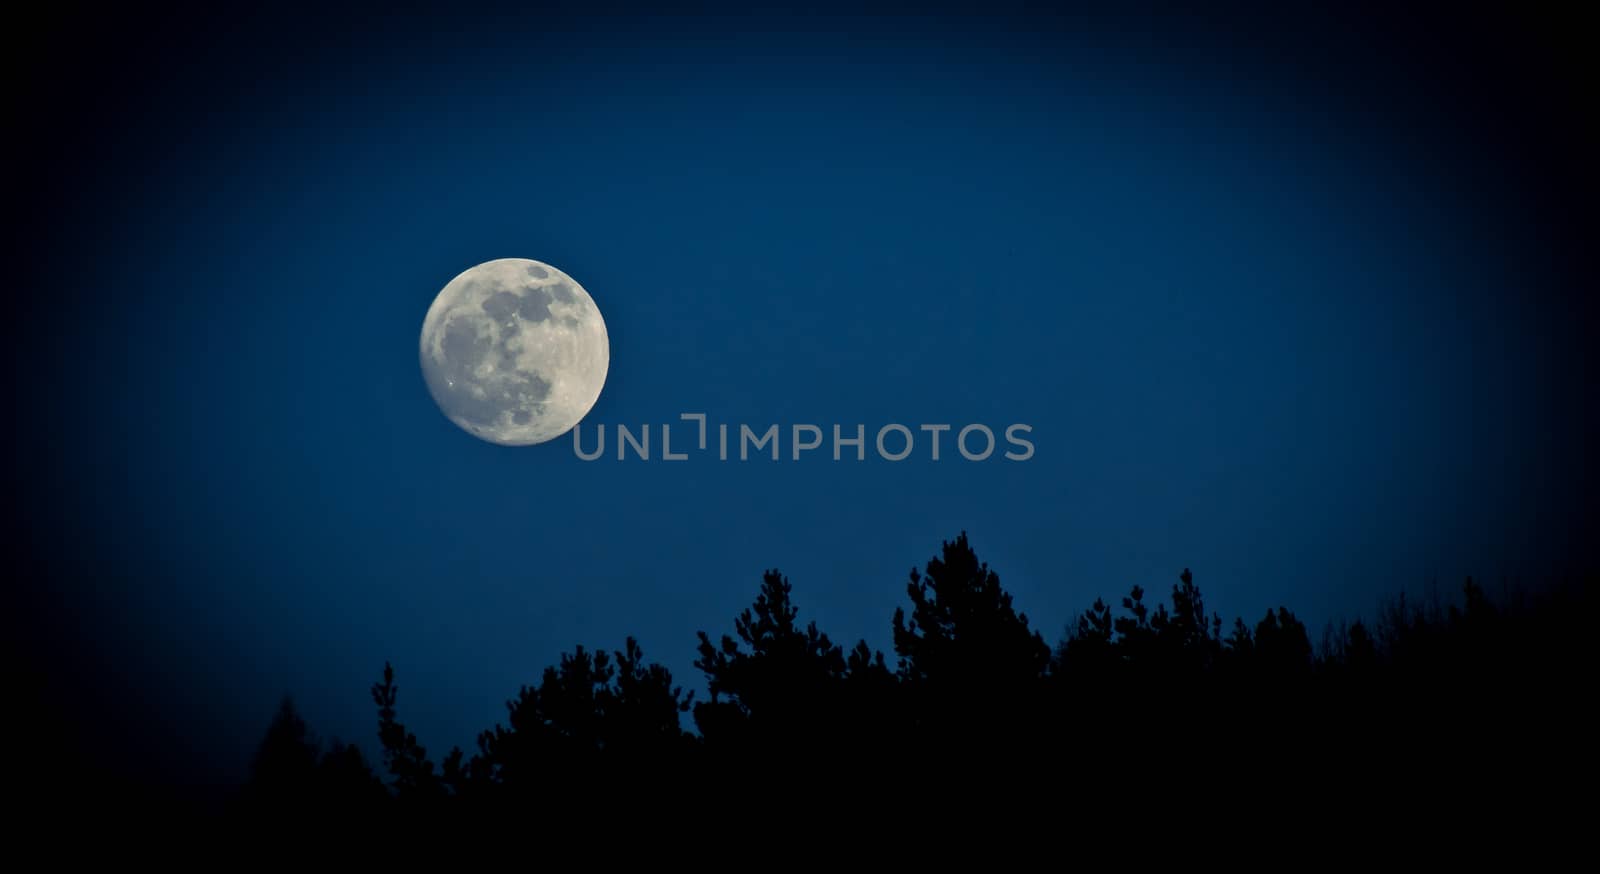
[[13, 4, 1594, 791]]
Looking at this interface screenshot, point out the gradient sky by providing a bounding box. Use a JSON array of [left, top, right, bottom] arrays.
[[12, 4, 1594, 793]]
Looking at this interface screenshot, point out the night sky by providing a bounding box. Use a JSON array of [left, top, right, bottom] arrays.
[[11, 3, 1594, 798]]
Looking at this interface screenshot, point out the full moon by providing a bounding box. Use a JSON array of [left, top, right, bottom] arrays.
[[420, 258, 609, 446]]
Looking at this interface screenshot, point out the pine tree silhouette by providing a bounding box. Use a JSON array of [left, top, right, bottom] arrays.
[[227, 532, 1595, 815]]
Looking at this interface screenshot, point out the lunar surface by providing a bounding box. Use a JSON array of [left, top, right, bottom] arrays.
[[420, 258, 609, 446]]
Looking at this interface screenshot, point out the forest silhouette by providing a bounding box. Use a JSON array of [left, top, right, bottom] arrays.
[[236, 531, 1593, 815]]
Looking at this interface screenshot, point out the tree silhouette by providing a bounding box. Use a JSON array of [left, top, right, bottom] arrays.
[[244, 697, 320, 807], [694, 570, 842, 741], [230, 532, 1593, 814], [239, 696, 385, 814], [1150, 568, 1224, 673], [892, 532, 1050, 686], [693, 568, 893, 774], [891, 532, 1050, 752], [371, 662, 443, 800], [1252, 606, 1313, 678], [365, 637, 694, 809]]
